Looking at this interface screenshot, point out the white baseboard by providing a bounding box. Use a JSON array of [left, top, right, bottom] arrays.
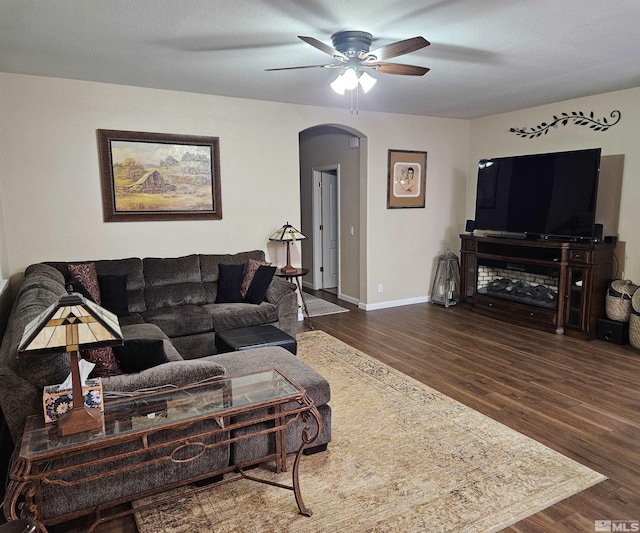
[[338, 293, 358, 306], [360, 295, 430, 311]]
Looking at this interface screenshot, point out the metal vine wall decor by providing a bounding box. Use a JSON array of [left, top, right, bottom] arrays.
[[509, 109, 621, 139]]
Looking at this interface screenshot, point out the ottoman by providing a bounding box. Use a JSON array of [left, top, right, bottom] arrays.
[[215, 324, 297, 355], [207, 346, 331, 461]]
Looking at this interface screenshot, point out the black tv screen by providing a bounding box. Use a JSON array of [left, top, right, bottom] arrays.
[[474, 148, 601, 240]]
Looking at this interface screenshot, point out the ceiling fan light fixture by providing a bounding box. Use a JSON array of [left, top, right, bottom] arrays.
[[358, 71, 377, 93], [342, 67, 359, 90], [330, 72, 347, 95]]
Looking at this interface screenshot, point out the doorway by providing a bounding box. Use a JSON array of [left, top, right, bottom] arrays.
[[298, 124, 364, 306], [313, 166, 339, 293]]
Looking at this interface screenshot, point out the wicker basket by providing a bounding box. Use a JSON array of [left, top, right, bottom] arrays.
[[629, 312, 640, 350], [633, 288, 640, 314], [605, 279, 638, 322]]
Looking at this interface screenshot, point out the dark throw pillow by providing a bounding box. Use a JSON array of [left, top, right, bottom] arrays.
[[215, 263, 246, 303], [240, 258, 271, 298], [113, 339, 169, 373], [243, 265, 277, 304], [98, 274, 129, 317]]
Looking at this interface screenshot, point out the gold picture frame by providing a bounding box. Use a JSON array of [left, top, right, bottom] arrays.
[[387, 149, 427, 209], [98, 129, 222, 222]]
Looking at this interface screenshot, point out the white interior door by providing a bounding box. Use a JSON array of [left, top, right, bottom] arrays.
[[321, 171, 339, 289]]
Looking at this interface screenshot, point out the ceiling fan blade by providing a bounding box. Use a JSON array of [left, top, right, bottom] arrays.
[[265, 64, 338, 71], [366, 36, 430, 61], [370, 62, 430, 76], [298, 35, 347, 60]]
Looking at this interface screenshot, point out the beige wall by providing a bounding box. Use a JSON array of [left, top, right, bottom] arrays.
[[3, 74, 633, 309], [0, 73, 469, 308], [468, 87, 640, 281], [364, 112, 470, 308]]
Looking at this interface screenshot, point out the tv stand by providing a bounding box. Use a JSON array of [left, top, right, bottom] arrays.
[[460, 235, 615, 339]]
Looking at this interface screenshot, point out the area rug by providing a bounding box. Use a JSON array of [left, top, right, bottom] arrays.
[[135, 330, 606, 533], [304, 293, 349, 317]]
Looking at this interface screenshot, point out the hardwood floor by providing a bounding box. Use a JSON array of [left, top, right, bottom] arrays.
[[303, 290, 640, 532], [28, 293, 640, 531]]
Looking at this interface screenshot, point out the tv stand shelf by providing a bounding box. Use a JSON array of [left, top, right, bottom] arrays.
[[460, 234, 615, 339]]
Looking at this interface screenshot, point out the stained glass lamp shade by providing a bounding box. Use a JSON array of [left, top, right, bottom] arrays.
[[268, 222, 307, 275], [18, 293, 123, 436]]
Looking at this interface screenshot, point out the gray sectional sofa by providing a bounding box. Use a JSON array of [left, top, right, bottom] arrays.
[[0, 251, 332, 525], [45, 250, 299, 359]]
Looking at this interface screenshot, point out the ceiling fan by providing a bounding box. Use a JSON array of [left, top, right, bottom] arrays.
[[266, 31, 430, 96]]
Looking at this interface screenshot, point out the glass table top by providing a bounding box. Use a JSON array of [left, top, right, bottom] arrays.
[[24, 369, 301, 456]]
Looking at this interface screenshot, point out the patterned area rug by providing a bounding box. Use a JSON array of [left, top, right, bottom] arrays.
[[304, 293, 349, 317], [135, 330, 606, 533]]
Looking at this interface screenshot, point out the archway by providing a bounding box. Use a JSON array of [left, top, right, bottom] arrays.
[[298, 125, 367, 306]]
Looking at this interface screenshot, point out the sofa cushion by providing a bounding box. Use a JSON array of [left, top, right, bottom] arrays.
[[145, 282, 207, 310], [207, 346, 330, 406], [118, 313, 146, 327], [101, 360, 226, 393], [215, 263, 245, 303], [202, 302, 278, 331], [16, 266, 66, 302], [140, 305, 214, 337], [143, 255, 206, 310], [24, 263, 66, 285], [113, 339, 169, 373], [243, 265, 276, 304], [144, 254, 201, 286], [121, 323, 182, 362]]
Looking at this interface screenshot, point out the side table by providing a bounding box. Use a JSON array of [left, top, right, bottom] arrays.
[[275, 268, 313, 329]]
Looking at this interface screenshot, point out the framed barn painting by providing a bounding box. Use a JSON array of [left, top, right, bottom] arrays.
[[97, 129, 222, 222], [387, 149, 427, 209]]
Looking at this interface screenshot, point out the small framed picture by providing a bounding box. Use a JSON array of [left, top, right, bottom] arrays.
[[97, 129, 222, 222], [387, 149, 427, 209]]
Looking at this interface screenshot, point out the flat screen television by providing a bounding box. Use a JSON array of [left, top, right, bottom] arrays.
[[474, 148, 601, 241]]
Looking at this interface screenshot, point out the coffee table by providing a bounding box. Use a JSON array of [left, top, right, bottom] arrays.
[[4, 369, 321, 531]]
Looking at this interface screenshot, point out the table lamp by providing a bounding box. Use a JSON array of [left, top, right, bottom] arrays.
[[18, 292, 123, 436], [269, 222, 307, 275]]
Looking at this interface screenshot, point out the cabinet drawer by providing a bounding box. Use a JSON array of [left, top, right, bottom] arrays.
[[569, 249, 592, 264], [474, 295, 557, 327], [462, 239, 477, 251]]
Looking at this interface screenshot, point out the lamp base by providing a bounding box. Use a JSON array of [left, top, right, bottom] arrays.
[[58, 406, 104, 436], [280, 265, 298, 275]]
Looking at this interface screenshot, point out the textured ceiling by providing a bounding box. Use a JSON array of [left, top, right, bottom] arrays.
[[1, 0, 639, 118]]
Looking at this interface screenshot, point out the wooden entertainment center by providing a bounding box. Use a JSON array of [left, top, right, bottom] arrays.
[[459, 234, 615, 339]]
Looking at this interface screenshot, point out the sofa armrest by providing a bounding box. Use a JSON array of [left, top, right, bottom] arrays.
[[101, 360, 226, 394], [265, 276, 295, 304], [265, 276, 298, 336]]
